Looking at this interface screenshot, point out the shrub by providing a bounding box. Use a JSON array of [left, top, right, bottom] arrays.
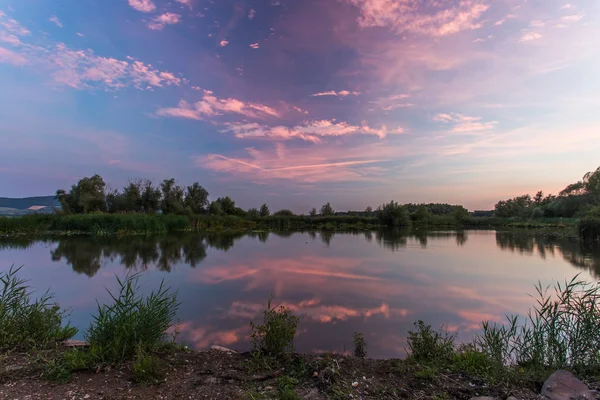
[[277, 375, 299, 400], [250, 295, 299, 357], [86, 273, 179, 365], [42, 358, 72, 383], [407, 320, 456, 363], [0, 265, 77, 351], [353, 332, 367, 358]]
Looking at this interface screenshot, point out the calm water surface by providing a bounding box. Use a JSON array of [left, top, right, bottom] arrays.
[[1, 230, 599, 358]]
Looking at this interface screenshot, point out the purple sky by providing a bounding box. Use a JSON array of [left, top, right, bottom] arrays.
[[1, 0, 599, 212]]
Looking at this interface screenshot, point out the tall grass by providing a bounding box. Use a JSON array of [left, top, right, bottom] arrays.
[[0, 265, 77, 351], [86, 273, 179, 364], [477, 275, 600, 371]]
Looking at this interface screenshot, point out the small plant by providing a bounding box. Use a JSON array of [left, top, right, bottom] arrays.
[[277, 375, 299, 400], [452, 343, 498, 379], [353, 332, 367, 358], [86, 272, 179, 365], [0, 265, 77, 351], [407, 320, 456, 363], [132, 347, 165, 385], [414, 365, 438, 380], [250, 295, 299, 357], [41, 358, 72, 383]]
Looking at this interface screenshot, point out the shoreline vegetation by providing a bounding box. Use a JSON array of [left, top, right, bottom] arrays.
[[1, 165, 599, 243], [2, 268, 600, 399]]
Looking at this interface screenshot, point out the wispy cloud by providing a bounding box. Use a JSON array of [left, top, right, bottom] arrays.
[[48, 16, 63, 28], [0, 11, 31, 36], [311, 90, 360, 98], [249, 42, 259, 49], [519, 32, 543, 42], [148, 13, 181, 30], [175, 0, 193, 9], [220, 39, 229, 47], [347, 0, 490, 37], [156, 91, 279, 121], [222, 119, 403, 143], [434, 113, 497, 133], [0, 46, 26, 65], [128, 0, 156, 13], [248, 9, 256, 20]]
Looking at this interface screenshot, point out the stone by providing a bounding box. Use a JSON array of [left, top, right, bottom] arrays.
[[63, 339, 89, 347], [209, 345, 237, 353], [507, 397, 519, 400], [541, 370, 595, 400], [469, 397, 496, 400]]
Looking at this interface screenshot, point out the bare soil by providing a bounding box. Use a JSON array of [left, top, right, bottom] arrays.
[[0, 347, 573, 400]]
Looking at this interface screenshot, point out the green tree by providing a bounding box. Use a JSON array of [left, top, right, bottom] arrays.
[[274, 209, 294, 217], [376, 201, 410, 227], [184, 182, 209, 214], [56, 174, 106, 214], [160, 178, 184, 214], [208, 201, 223, 216], [122, 180, 143, 212], [411, 205, 431, 223], [215, 196, 236, 215], [259, 203, 270, 217], [365, 206, 373, 214], [106, 189, 126, 213], [320, 202, 334, 216], [141, 180, 162, 214], [309, 208, 317, 217], [247, 208, 260, 218]]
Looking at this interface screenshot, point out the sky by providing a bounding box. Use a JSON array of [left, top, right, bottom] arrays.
[[0, 0, 599, 211]]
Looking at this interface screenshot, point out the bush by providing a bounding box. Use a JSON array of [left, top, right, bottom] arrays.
[[0, 265, 77, 351], [250, 295, 299, 357], [407, 321, 456, 363], [277, 376, 299, 400], [86, 273, 179, 365], [353, 332, 367, 358]]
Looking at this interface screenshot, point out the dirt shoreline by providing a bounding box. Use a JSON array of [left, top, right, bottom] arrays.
[[3, 346, 587, 400]]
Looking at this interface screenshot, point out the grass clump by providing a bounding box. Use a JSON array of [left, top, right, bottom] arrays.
[[477, 275, 600, 373], [0, 265, 77, 351], [250, 295, 299, 358], [132, 347, 166, 385], [407, 320, 456, 363], [277, 375, 300, 400], [86, 272, 179, 365], [353, 332, 367, 358]]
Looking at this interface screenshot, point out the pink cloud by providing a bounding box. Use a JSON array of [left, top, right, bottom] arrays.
[[248, 9, 256, 20], [219, 39, 229, 47], [311, 90, 360, 97], [157, 91, 279, 120], [249, 42, 259, 49], [519, 32, 543, 42], [347, 0, 490, 37], [48, 16, 62, 28], [128, 0, 156, 13], [148, 13, 181, 30], [0, 46, 26, 65], [434, 113, 497, 133], [175, 0, 193, 9], [0, 11, 31, 36], [221, 119, 402, 142]]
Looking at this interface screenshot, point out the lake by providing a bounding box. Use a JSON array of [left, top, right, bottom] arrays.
[[1, 230, 599, 358]]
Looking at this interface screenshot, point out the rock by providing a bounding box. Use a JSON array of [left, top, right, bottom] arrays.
[[541, 370, 595, 400], [63, 339, 89, 347], [507, 397, 518, 400], [209, 345, 237, 353], [469, 397, 496, 400]]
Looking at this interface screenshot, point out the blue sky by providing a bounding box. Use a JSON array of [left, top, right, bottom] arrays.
[[1, 0, 599, 211]]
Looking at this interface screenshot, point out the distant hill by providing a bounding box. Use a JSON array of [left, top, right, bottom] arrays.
[[0, 196, 60, 216]]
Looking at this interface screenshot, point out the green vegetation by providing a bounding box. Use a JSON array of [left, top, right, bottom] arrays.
[[0, 265, 76, 351], [132, 347, 166, 385], [250, 295, 299, 357], [86, 273, 179, 365], [407, 321, 455, 363], [352, 332, 367, 358]]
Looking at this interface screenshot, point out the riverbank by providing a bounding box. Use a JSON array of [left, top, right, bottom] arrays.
[[2, 345, 598, 400], [0, 213, 579, 237]]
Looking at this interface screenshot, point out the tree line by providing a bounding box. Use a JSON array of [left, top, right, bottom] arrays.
[[494, 166, 600, 219]]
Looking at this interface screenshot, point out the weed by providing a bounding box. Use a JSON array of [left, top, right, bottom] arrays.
[[414, 365, 438, 380], [277, 375, 299, 400], [41, 358, 72, 383], [477, 275, 600, 372], [86, 272, 179, 365], [250, 295, 299, 357], [407, 320, 456, 363], [352, 332, 367, 358], [452, 343, 499, 380], [0, 265, 77, 351], [132, 347, 166, 385]]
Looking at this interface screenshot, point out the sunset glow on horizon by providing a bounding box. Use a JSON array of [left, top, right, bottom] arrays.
[[1, 0, 599, 211]]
